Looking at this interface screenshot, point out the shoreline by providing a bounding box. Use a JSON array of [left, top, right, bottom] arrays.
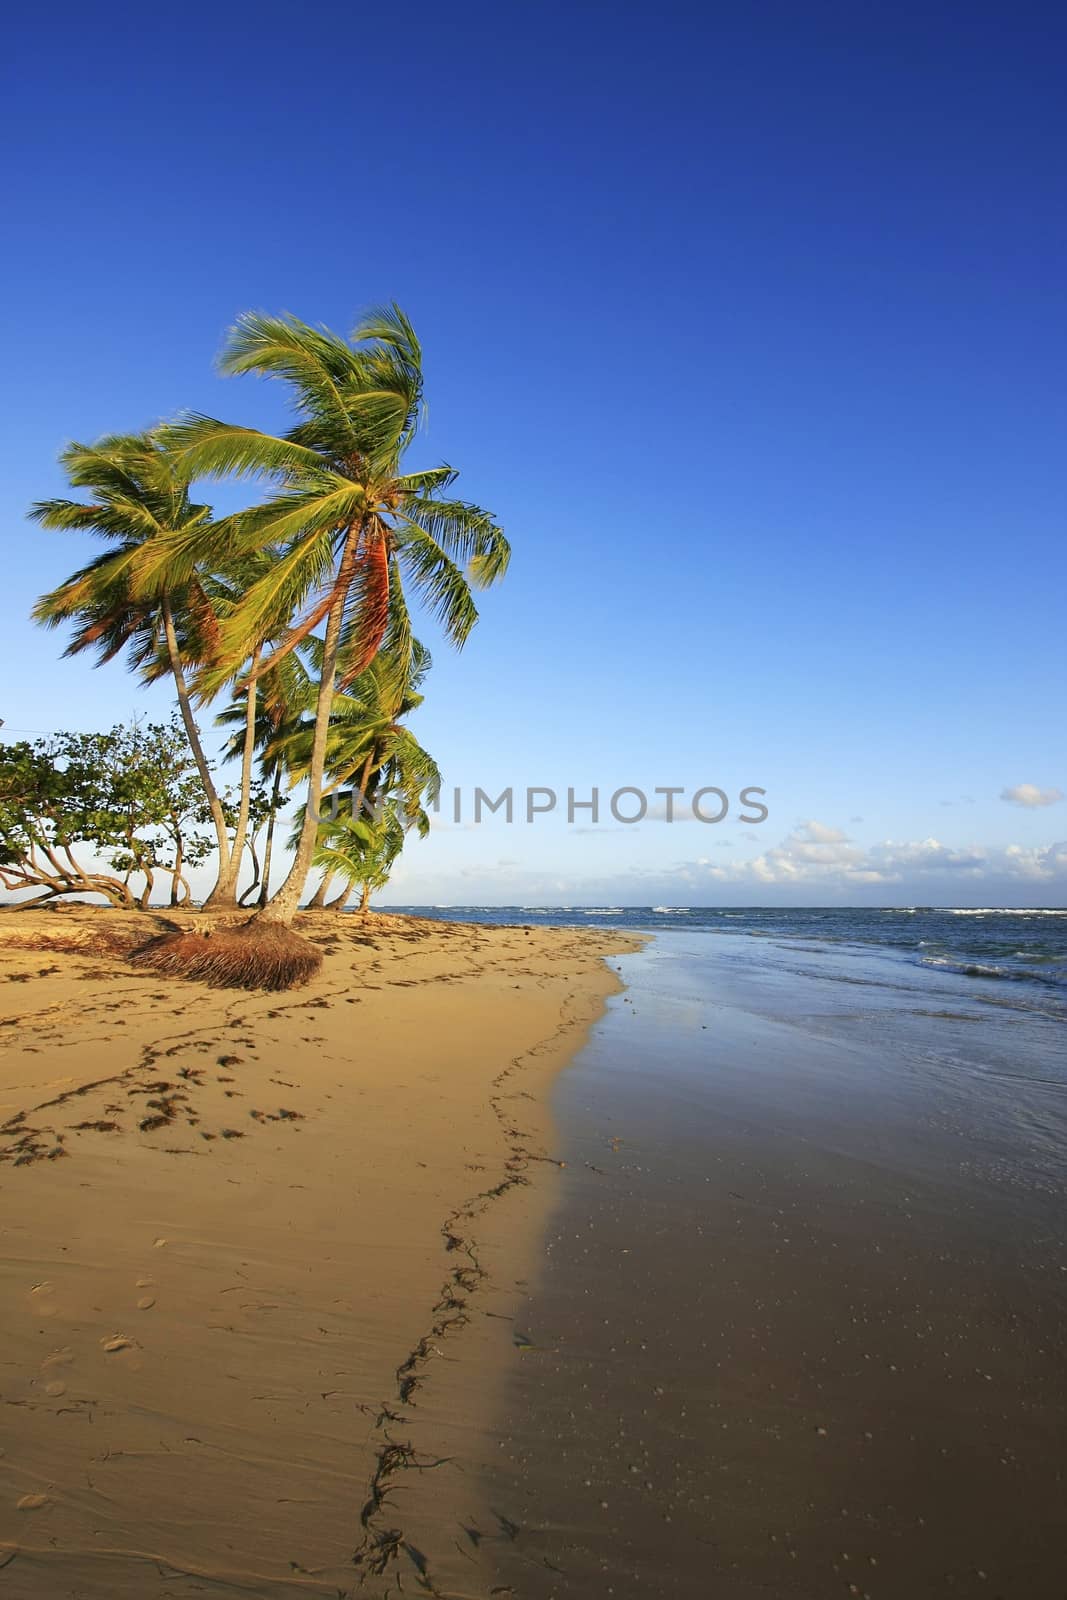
[[0, 906, 641, 1597], [480, 931, 1067, 1598]]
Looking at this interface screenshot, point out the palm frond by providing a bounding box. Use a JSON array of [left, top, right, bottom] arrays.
[[394, 465, 458, 496], [337, 529, 390, 689], [31, 494, 162, 543], [159, 415, 330, 482], [192, 526, 339, 695], [396, 497, 510, 586], [393, 523, 481, 649], [214, 313, 361, 457]]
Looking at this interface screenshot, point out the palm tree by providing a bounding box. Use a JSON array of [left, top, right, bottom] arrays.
[[279, 632, 434, 792], [148, 306, 508, 953], [310, 799, 416, 915], [307, 707, 439, 909], [31, 434, 257, 909], [272, 631, 437, 906]]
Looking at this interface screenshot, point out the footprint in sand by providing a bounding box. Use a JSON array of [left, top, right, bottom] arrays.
[[37, 1345, 73, 1398], [28, 1282, 59, 1320], [99, 1332, 143, 1371], [137, 1295, 156, 1310], [16, 1494, 51, 1511]]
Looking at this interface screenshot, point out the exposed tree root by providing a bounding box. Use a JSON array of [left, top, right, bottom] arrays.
[[129, 919, 323, 991]]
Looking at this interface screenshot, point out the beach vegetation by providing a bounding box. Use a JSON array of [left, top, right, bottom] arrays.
[[0, 719, 221, 909], [27, 306, 507, 986], [30, 437, 260, 910]]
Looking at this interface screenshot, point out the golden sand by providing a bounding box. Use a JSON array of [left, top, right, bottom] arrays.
[[0, 906, 638, 1598]]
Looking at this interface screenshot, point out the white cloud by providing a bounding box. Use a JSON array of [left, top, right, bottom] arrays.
[[689, 821, 1067, 891], [1002, 841, 1067, 879], [382, 818, 1067, 907], [797, 820, 849, 844], [1001, 784, 1064, 809]]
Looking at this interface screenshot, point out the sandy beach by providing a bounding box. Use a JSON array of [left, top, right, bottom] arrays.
[[0, 906, 639, 1599], [4, 908, 1066, 1600]]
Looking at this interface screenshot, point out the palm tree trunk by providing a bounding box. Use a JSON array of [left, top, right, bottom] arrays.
[[257, 526, 360, 925], [327, 881, 351, 911], [162, 598, 232, 888], [257, 768, 281, 908], [203, 651, 260, 909], [170, 838, 184, 906], [239, 825, 263, 906], [358, 881, 372, 914], [354, 748, 376, 817], [307, 871, 335, 909], [232, 663, 259, 863]]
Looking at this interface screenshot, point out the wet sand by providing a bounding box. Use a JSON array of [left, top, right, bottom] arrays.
[[479, 935, 1067, 1599], [0, 905, 638, 1598]]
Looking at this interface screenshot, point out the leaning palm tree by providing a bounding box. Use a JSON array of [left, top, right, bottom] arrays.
[[264, 628, 436, 908], [277, 634, 434, 802], [310, 799, 415, 915], [301, 657, 439, 914], [132, 306, 509, 987], [305, 695, 440, 911], [31, 434, 258, 909]]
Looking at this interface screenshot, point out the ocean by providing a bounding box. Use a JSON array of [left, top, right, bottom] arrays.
[[385, 903, 1067, 1018], [380, 908, 1067, 1596]]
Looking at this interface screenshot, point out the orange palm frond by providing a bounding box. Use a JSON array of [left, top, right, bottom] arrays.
[[339, 531, 390, 689]]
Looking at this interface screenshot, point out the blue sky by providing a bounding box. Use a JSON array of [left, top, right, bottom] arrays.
[[3, 0, 1065, 905]]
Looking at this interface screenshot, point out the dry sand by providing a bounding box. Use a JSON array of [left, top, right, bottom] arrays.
[[0, 905, 639, 1599]]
